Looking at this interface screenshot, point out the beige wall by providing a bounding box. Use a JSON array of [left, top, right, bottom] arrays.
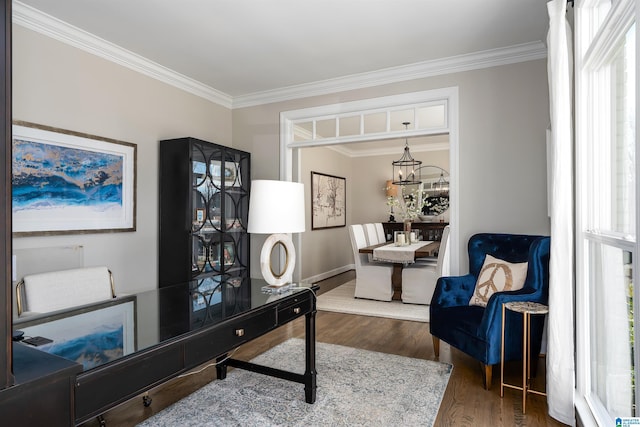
[[350, 149, 450, 225], [234, 59, 551, 277], [300, 147, 353, 279], [13, 24, 550, 288], [12, 26, 232, 293]]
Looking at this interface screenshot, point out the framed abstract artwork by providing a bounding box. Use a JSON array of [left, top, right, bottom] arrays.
[[12, 121, 137, 235], [311, 171, 346, 230]]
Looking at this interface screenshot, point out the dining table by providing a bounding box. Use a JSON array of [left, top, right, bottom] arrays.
[[359, 240, 440, 300]]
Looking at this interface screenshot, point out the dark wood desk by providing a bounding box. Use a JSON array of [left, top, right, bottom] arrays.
[[0, 344, 82, 426], [359, 241, 440, 300], [12, 279, 317, 426]]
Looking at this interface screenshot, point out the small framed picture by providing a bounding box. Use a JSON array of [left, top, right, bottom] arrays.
[[222, 242, 235, 266], [195, 208, 205, 223], [311, 171, 346, 230]]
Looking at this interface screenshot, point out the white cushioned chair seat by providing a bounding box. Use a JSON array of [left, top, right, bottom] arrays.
[[401, 225, 450, 304], [21, 266, 114, 315]]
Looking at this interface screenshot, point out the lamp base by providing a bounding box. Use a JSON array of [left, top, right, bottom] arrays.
[[261, 283, 293, 294], [259, 233, 296, 286]]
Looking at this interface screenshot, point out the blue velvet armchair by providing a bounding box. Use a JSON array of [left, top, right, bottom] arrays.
[[429, 233, 550, 389]]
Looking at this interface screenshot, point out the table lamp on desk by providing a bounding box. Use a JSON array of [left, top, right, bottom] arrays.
[[247, 180, 305, 287]]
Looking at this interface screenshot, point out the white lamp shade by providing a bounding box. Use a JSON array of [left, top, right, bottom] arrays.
[[247, 180, 305, 234]]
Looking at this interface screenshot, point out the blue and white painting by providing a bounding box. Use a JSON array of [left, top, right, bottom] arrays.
[[12, 138, 124, 212], [11, 123, 136, 234]]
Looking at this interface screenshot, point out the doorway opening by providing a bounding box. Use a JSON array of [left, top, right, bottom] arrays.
[[280, 87, 459, 281]]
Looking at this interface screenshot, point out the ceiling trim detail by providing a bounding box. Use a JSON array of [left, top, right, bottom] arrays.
[[13, 2, 234, 109], [234, 41, 547, 109], [13, 2, 547, 110]]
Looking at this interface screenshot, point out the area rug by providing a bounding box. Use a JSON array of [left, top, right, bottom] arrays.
[[316, 280, 430, 322], [137, 338, 452, 427]]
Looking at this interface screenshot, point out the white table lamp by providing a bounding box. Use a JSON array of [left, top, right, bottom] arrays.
[[247, 180, 305, 286]]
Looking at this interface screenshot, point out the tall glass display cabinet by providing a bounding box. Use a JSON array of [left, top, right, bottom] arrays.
[[159, 137, 251, 332]]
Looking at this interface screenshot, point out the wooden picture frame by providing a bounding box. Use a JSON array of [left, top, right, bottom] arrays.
[[311, 171, 346, 230], [12, 121, 137, 236]]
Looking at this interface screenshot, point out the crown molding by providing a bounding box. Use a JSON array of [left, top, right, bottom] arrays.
[[327, 141, 450, 158], [13, 1, 233, 109], [14, 1, 546, 110], [232, 41, 547, 108]]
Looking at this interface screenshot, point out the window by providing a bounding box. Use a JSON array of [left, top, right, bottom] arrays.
[[292, 101, 447, 143], [576, 0, 637, 424]]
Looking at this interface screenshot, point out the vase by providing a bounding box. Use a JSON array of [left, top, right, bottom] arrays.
[[403, 219, 412, 244]]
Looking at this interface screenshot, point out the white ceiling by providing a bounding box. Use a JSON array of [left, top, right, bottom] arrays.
[[13, 0, 551, 155], [16, 0, 550, 100]]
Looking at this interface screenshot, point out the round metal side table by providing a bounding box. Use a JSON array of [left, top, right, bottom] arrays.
[[500, 301, 548, 414]]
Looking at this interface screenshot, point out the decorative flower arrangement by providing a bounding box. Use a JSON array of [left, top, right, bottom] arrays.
[[387, 196, 422, 220], [422, 195, 450, 216], [386, 187, 425, 221], [385, 183, 450, 221]]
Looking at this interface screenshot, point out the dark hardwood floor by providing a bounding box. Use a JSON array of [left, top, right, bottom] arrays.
[[82, 271, 565, 427]]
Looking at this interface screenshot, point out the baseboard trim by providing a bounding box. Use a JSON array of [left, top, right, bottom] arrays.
[[302, 264, 354, 284]]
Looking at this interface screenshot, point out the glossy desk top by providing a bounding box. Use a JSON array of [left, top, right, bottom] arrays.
[[14, 278, 313, 372]]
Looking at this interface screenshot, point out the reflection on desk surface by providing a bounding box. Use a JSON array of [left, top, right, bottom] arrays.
[[16, 296, 136, 370], [13, 278, 312, 372]]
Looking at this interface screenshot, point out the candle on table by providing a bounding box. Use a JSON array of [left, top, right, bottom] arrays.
[[397, 234, 405, 245]]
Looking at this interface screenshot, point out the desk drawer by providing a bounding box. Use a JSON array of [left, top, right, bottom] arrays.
[[75, 345, 183, 423], [185, 308, 277, 367], [277, 294, 313, 324]]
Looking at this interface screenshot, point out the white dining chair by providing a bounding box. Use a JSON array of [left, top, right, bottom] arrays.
[[363, 223, 380, 245], [349, 224, 393, 301], [400, 225, 450, 305], [374, 223, 386, 243]]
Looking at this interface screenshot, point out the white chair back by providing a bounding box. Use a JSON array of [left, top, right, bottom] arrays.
[[436, 225, 451, 277], [349, 224, 369, 268], [349, 224, 393, 301], [374, 223, 386, 243], [363, 223, 379, 245], [17, 266, 115, 316]]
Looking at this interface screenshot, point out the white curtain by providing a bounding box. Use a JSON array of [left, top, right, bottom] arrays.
[[546, 0, 575, 425]]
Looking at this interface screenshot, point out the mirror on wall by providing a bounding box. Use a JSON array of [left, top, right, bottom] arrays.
[[402, 165, 450, 221]]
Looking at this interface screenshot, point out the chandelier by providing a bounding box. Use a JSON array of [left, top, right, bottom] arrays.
[[392, 122, 421, 185], [434, 171, 449, 193]]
